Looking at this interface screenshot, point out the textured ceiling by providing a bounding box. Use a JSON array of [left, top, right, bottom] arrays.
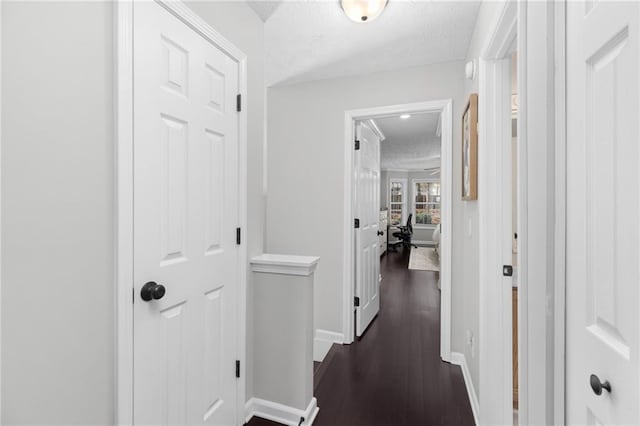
[[374, 112, 441, 171], [264, 1, 481, 86]]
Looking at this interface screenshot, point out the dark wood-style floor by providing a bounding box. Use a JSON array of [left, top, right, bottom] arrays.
[[248, 249, 474, 426]]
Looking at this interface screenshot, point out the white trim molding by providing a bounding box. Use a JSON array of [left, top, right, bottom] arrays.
[[115, 1, 248, 423], [342, 100, 453, 366], [365, 119, 386, 141], [412, 240, 435, 246], [0, 1, 3, 419], [314, 329, 344, 362], [250, 254, 320, 277], [451, 352, 479, 426], [517, 2, 565, 425], [552, 2, 567, 424], [478, 56, 513, 426], [114, 2, 134, 422], [245, 397, 319, 426], [476, 1, 518, 425]]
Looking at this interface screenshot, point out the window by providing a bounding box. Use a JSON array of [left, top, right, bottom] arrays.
[[389, 178, 407, 226], [413, 180, 441, 225]]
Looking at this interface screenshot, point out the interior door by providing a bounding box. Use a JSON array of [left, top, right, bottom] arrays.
[[566, 2, 640, 424], [133, 2, 240, 424], [355, 121, 381, 337]]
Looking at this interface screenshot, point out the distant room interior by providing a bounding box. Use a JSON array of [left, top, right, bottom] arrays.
[[377, 112, 442, 252]]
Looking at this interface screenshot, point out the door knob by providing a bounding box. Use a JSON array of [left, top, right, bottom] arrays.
[[590, 374, 611, 396], [141, 281, 166, 301], [377, 230, 384, 236]]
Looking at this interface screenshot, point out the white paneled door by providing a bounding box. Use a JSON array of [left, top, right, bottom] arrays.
[[566, 1, 640, 424], [355, 122, 381, 337], [133, 2, 240, 425]]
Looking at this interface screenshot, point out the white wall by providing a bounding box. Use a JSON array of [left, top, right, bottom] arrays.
[[266, 61, 466, 345], [1, 1, 265, 422], [450, 0, 507, 402], [2, 2, 114, 423]]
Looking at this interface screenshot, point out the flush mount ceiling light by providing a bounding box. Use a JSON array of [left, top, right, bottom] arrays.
[[400, 114, 411, 119], [341, 0, 389, 23]]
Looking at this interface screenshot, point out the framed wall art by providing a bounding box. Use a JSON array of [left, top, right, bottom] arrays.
[[462, 93, 478, 200]]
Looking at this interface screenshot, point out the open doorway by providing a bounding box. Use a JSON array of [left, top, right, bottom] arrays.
[[476, 2, 521, 424], [377, 113, 442, 281], [352, 111, 443, 339], [304, 99, 476, 423], [342, 100, 453, 361]]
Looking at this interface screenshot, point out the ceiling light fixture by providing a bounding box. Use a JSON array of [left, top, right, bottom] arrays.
[[341, 0, 388, 23], [400, 114, 411, 119]]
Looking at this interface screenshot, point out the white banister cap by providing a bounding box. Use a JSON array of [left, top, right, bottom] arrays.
[[250, 254, 320, 276]]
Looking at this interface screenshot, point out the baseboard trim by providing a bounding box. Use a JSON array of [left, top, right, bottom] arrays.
[[245, 397, 319, 426], [450, 352, 479, 425], [314, 329, 344, 362]]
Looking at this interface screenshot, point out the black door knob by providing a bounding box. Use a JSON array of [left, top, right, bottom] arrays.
[[590, 374, 611, 395], [141, 281, 166, 301]]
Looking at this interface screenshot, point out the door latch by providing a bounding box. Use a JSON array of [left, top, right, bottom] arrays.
[[503, 265, 513, 277]]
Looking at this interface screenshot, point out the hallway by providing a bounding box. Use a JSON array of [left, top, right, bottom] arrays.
[[249, 249, 474, 425]]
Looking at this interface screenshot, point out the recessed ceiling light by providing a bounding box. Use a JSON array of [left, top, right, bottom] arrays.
[[400, 114, 411, 120], [341, 0, 388, 23]]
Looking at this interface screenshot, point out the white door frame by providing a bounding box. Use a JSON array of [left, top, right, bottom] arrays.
[[552, 2, 567, 423], [478, 1, 568, 424], [342, 100, 454, 363], [477, 2, 517, 424], [114, 1, 248, 423], [0, 0, 3, 419], [517, 2, 567, 424]]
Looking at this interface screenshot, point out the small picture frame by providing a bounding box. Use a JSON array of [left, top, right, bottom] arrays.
[[462, 93, 478, 200]]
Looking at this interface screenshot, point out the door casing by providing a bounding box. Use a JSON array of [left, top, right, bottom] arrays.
[[114, 1, 248, 423], [476, 3, 518, 424], [342, 100, 454, 363], [479, 1, 568, 424]]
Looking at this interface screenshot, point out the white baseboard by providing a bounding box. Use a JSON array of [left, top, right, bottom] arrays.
[[413, 240, 435, 246], [450, 352, 479, 425], [245, 397, 319, 426], [313, 329, 344, 362]]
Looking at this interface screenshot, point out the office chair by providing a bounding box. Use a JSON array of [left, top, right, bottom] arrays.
[[388, 214, 418, 252]]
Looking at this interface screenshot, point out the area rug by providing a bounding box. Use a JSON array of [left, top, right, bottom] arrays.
[[408, 247, 440, 272]]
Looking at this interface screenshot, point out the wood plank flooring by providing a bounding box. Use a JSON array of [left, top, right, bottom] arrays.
[[247, 249, 474, 426]]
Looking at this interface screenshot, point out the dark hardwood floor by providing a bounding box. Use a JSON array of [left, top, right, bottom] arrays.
[[248, 249, 474, 426]]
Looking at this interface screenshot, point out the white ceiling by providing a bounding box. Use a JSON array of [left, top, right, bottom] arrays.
[[373, 112, 441, 171], [246, 1, 282, 22], [261, 1, 481, 86]]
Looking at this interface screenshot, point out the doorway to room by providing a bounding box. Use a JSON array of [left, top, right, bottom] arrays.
[[342, 100, 453, 360], [351, 111, 444, 339], [301, 99, 473, 425]]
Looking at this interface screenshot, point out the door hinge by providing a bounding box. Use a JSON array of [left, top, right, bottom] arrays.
[[235, 360, 241, 378], [354, 218, 360, 228], [354, 296, 360, 307], [132, 287, 135, 304], [236, 94, 242, 112], [354, 140, 360, 150], [503, 265, 513, 277], [236, 227, 241, 245]]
